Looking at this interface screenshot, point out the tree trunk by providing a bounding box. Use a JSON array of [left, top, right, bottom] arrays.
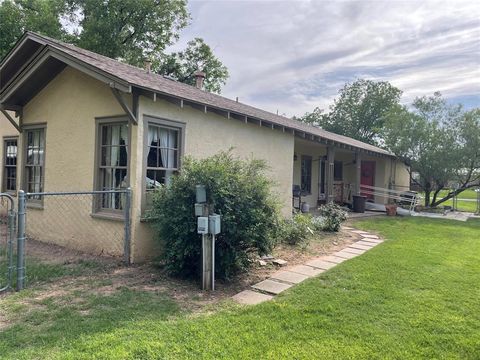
[[431, 185, 477, 207], [424, 190, 431, 207], [431, 188, 442, 206]]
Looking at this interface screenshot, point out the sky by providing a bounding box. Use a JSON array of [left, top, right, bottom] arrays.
[[168, 0, 480, 117]]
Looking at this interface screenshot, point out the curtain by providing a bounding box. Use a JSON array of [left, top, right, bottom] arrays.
[[159, 128, 174, 186]]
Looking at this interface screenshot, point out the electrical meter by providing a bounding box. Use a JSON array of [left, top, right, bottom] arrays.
[[209, 214, 221, 235], [196, 185, 206, 203], [197, 217, 209, 234]]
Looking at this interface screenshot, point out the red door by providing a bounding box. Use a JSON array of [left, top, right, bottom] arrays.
[[361, 161, 375, 200]]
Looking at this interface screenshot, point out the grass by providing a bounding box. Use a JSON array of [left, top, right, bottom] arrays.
[[419, 189, 479, 212], [1, 217, 479, 359], [0, 255, 109, 290]]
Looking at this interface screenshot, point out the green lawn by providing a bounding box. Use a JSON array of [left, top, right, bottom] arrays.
[[1, 218, 479, 359], [420, 189, 479, 212]]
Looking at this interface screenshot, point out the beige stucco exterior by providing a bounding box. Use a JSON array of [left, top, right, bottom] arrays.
[[18, 67, 128, 255], [0, 65, 410, 262], [132, 93, 294, 260], [1, 66, 295, 261]]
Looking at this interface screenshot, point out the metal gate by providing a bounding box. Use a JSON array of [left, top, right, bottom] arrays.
[[0, 193, 16, 293]]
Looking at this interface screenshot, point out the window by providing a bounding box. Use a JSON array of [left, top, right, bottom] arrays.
[[334, 161, 343, 181], [3, 138, 17, 192], [145, 123, 180, 207], [301, 155, 312, 193], [24, 127, 45, 201], [96, 122, 128, 211]]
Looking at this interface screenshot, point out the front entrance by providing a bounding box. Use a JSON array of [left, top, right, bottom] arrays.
[[361, 161, 375, 200]]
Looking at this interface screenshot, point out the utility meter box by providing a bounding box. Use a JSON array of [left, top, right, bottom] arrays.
[[209, 214, 221, 235], [197, 217, 209, 234], [196, 185, 206, 203], [195, 203, 208, 217]]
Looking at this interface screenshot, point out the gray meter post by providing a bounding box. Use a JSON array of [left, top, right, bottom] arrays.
[[209, 214, 221, 291]]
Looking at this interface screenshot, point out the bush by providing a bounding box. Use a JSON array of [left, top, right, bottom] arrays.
[[277, 213, 314, 246], [318, 202, 347, 232], [147, 151, 281, 280]]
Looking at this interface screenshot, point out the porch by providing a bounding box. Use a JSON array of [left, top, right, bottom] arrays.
[[292, 138, 409, 211]]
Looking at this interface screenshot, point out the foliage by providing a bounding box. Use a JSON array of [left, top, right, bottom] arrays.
[[297, 79, 402, 146], [383, 92, 480, 207], [276, 206, 346, 246], [277, 213, 314, 246], [155, 38, 229, 93], [0, 0, 229, 92], [148, 151, 280, 279], [72, 0, 189, 66], [317, 202, 347, 232], [0, 0, 69, 59]]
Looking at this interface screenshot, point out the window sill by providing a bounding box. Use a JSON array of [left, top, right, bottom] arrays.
[[90, 212, 124, 222], [27, 202, 44, 210], [140, 216, 154, 223]]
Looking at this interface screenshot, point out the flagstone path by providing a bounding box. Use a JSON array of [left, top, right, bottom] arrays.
[[232, 226, 384, 305]]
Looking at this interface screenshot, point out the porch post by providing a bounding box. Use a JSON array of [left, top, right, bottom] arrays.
[[326, 146, 335, 203], [355, 152, 362, 196]]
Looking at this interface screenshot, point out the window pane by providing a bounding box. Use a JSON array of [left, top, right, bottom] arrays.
[[119, 145, 128, 166], [147, 146, 157, 167], [301, 156, 312, 193], [97, 122, 129, 211], [24, 129, 45, 199], [168, 149, 177, 168], [169, 129, 178, 148], [144, 123, 181, 210]]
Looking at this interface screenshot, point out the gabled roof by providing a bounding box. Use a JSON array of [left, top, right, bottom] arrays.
[[0, 32, 392, 156]]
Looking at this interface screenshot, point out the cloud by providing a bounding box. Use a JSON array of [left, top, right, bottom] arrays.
[[169, 0, 480, 116]]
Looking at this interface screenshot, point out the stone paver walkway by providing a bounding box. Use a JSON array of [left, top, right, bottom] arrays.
[[232, 226, 384, 305]]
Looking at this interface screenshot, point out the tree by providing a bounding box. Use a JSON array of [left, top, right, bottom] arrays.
[[154, 38, 229, 93], [0, 0, 68, 59], [0, 0, 229, 92], [383, 93, 480, 207], [71, 0, 189, 67], [294, 107, 325, 126], [298, 79, 402, 146]]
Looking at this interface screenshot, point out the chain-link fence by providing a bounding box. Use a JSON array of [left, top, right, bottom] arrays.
[[17, 189, 131, 289], [0, 194, 16, 293]]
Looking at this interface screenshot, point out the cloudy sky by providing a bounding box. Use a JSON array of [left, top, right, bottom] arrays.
[[168, 0, 480, 117]]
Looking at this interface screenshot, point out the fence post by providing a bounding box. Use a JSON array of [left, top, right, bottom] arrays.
[[17, 190, 26, 291], [124, 188, 132, 265], [7, 207, 15, 290]]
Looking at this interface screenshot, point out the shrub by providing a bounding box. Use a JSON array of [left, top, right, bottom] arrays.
[[310, 216, 325, 232], [318, 202, 347, 232], [147, 151, 281, 280], [277, 213, 314, 246]]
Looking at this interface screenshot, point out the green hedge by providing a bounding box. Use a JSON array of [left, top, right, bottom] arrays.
[[147, 151, 281, 280]]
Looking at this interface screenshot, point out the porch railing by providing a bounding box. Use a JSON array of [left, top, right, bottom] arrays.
[[359, 184, 421, 213]]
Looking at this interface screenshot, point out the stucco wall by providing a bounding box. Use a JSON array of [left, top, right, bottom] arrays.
[[131, 96, 295, 260], [20, 67, 127, 255], [393, 160, 410, 191]]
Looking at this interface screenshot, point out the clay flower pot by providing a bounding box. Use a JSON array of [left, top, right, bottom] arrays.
[[385, 204, 397, 216]]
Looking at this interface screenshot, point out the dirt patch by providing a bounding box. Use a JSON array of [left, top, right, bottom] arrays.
[[25, 238, 121, 267], [3, 229, 360, 313]]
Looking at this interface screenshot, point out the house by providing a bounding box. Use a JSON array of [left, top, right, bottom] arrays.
[[0, 32, 409, 262]]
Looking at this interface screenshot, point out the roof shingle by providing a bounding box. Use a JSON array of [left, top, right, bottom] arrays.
[[27, 32, 392, 156]]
